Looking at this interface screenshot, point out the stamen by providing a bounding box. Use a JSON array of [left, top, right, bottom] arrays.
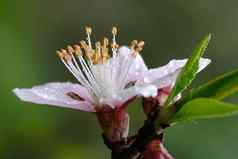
[[67, 45, 74, 55], [57, 26, 145, 105], [112, 26, 117, 36], [138, 41, 145, 48], [95, 41, 101, 53], [69, 44, 102, 96], [67, 46, 82, 71], [85, 26, 92, 48], [111, 26, 119, 57], [103, 37, 109, 47], [74, 45, 82, 56], [102, 37, 109, 62], [61, 49, 71, 61], [80, 40, 88, 49], [130, 40, 138, 50], [56, 49, 100, 100], [135, 41, 145, 53], [80, 40, 93, 60], [61, 49, 67, 54], [56, 50, 64, 59], [93, 41, 102, 64], [85, 26, 92, 35]]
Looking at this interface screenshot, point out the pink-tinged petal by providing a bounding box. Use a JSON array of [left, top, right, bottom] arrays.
[[117, 46, 148, 81], [13, 82, 95, 112], [140, 58, 211, 89], [103, 84, 158, 108]]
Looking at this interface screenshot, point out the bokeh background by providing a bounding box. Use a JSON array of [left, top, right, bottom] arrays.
[[1, 0, 238, 158]]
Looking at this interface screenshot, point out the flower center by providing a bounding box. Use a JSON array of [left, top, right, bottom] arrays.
[[56, 27, 145, 104]]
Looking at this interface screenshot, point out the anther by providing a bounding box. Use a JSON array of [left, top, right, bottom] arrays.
[[85, 26, 92, 35], [101, 38, 109, 61], [137, 41, 145, 48], [103, 37, 109, 47], [112, 26, 118, 35], [56, 50, 64, 59], [80, 40, 93, 59], [61, 49, 71, 61], [96, 41, 101, 48], [95, 42, 101, 54], [93, 42, 102, 64], [61, 49, 68, 54], [130, 40, 138, 49], [74, 45, 82, 56], [135, 41, 145, 53], [67, 45, 74, 55]]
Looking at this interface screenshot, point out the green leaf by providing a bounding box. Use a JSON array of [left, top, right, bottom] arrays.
[[179, 69, 238, 106], [169, 98, 238, 124], [165, 34, 211, 106]]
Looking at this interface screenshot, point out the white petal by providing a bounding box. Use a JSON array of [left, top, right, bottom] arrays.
[[117, 46, 148, 81], [140, 58, 211, 89], [136, 85, 158, 98], [13, 82, 95, 112], [103, 84, 158, 107]]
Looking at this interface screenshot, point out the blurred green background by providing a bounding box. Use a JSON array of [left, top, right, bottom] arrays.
[[1, 0, 238, 158]]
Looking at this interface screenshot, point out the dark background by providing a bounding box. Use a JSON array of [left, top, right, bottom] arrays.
[[1, 0, 238, 158]]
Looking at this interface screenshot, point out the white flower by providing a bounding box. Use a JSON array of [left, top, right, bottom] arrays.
[[13, 27, 211, 112]]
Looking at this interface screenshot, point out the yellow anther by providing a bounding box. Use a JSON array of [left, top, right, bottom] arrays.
[[137, 41, 145, 48], [67, 45, 74, 55], [64, 54, 71, 61], [95, 42, 102, 60], [101, 37, 109, 61], [80, 40, 88, 49], [80, 40, 92, 57], [56, 50, 64, 59], [61, 49, 68, 54], [112, 26, 118, 35], [92, 51, 101, 64], [85, 52, 94, 60], [80, 42, 94, 59], [85, 26, 92, 35], [103, 37, 109, 47], [134, 41, 145, 54], [60, 49, 71, 61], [55, 26, 129, 64], [96, 41, 101, 49], [130, 40, 138, 49], [135, 47, 143, 53], [103, 52, 109, 57], [74, 45, 82, 56]]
